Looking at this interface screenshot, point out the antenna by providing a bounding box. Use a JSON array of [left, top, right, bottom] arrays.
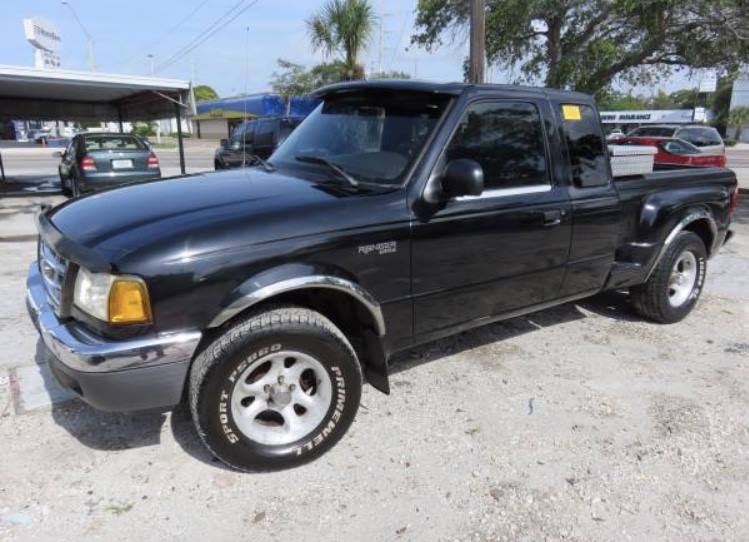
[[242, 25, 249, 168]]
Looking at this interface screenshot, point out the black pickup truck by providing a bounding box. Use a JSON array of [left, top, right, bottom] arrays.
[[27, 81, 739, 471]]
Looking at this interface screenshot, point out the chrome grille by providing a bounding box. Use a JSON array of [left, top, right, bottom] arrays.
[[39, 241, 68, 312]]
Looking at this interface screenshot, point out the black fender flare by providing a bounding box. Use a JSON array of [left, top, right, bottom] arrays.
[[207, 264, 385, 335], [206, 263, 390, 394], [644, 207, 718, 280]]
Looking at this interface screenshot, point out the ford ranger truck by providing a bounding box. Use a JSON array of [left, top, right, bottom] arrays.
[[27, 81, 739, 471]]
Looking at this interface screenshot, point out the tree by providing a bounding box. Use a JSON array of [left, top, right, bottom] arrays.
[[270, 59, 349, 98], [307, 0, 376, 80], [368, 70, 411, 79], [728, 107, 749, 142], [193, 84, 218, 102], [411, 0, 749, 96], [131, 121, 157, 137], [597, 89, 650, 111]]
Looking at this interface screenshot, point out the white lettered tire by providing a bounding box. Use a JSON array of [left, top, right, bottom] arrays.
[[189, 306, 362, 471]]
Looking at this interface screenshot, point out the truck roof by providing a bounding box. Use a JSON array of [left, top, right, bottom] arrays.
[[311, 79, 593, 103]]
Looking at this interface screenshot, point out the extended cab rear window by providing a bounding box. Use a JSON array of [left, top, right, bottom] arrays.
[[560, 104, 609, 187]]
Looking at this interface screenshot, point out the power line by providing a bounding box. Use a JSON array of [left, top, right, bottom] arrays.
[[119, 0, 211, 68], [155, 0, 259, 73]]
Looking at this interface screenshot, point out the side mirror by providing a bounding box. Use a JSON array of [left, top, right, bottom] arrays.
[[52, 151, 63, 158], [219, 138, 228, 148], [442, 159, 484, 197]]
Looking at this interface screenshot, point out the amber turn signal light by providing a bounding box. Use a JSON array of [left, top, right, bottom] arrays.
[[108, 278, 152, 324]]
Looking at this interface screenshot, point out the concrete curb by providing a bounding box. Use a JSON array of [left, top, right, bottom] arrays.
[[0, 190, 63, 198]]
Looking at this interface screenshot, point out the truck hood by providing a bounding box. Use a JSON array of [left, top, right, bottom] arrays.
[[48, 168, 395, 265]]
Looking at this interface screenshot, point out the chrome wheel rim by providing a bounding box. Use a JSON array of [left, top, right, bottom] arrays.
[[230, 350, 332, 446], [668, 250, 698, 307]]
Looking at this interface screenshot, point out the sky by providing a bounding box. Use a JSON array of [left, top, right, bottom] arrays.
[[0, 0, 702, 98]]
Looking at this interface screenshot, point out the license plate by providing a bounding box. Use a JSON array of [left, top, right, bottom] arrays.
[[112, 159, 133, 169]]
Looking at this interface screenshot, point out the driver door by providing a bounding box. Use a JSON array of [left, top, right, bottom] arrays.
[[411, 99, 572, 338]]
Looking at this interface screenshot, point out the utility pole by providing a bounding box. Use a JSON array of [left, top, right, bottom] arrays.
[[469, 0, 485, 84], [61, 1, 96, 71]]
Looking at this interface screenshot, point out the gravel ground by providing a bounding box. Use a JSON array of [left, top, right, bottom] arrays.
[[0, 197, 747, 542]]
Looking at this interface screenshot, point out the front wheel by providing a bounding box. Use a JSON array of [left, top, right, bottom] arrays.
[[631, 231, 707, 323], [189, 306, 362, 472]]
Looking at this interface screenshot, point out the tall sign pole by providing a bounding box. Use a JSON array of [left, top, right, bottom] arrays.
[[469, 0, 485, 84]]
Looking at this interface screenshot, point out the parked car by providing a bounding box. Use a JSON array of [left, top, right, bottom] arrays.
[[214, 116, 303, 169], [56, 132, 161, 196], [606, 128, 625, 141], [29, 127, 53, 144], [627, 124, 725, 155], [28, 80, 738, 472], [620, 136, 727, 168]]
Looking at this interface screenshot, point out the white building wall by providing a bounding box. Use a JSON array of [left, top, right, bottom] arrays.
[[729, 76, 749, 142], [193, 118, 228, 139]]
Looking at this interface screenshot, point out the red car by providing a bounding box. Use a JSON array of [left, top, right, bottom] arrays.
[[620, 136, 726, 168]]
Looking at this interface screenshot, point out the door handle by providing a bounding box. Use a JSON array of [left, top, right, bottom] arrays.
[[543, 209, 563, 227]]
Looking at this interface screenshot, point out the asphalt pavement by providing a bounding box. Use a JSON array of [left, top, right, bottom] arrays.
[[0, 143, 216, 185]]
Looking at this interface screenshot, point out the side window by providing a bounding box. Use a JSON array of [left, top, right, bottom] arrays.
[[560, 104, 609, 187], [255, 120, 275, 147], [278, 118, 300, 144], [445, 101, 549, 190], [662, 141, 690, 154], [230, 123, 244, 144], [243, 121, 256, 145]]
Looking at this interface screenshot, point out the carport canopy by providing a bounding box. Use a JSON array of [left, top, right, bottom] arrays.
[[0, 65, 193, 172]]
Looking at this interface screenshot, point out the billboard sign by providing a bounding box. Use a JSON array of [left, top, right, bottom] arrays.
[[23, 17, 62, 52], [599, 109, 696, 125]]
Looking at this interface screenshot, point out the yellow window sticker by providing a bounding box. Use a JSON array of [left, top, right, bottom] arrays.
[[562, 104, 582, 121]]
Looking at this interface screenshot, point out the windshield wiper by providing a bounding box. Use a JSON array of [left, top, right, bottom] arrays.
[[246, 154, 276, 172], [295, 155, 359, 187]]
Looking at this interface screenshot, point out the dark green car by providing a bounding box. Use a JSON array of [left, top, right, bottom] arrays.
[[57, 133, 161, 196]]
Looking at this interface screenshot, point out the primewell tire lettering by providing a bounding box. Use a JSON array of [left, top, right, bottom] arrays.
[[295, 366, 345, 456]]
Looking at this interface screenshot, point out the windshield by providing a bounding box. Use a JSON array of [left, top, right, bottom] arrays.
[[271, 93, 449, 185]]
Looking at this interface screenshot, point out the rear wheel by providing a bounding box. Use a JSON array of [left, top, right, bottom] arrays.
[[631, 231, 707, 323], [71, 176, 81, 198], [189, 306, 362, 472], [58, 168, 71, 196]]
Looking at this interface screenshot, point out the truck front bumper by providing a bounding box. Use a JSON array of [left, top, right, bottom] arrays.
[[26, 262, 202, 412]]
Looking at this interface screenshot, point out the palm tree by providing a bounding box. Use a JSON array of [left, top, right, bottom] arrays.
[[306, 0, 375, 80], [728, 107, 749, 142]]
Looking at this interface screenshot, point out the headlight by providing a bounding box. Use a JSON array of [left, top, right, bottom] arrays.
[[73, 268, 152, 324]]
